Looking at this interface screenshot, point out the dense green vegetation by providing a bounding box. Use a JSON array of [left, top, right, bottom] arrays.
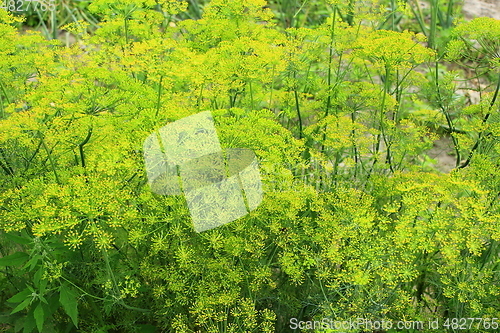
[[0, 0, 500, 332]]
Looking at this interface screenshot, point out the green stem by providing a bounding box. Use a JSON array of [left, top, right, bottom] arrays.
[[0, 148, 14, 176], [350, 111, 359, 178], [249, 80, 254, 110], [39, 133, 60, 184], [197, 83, 204, 111], [0, 95, 4, 119], [459, 71, 500, 168], [294, 88, 303, 139], [390, 0, 396, 31], [320, 10, 337, 154], [393, 68, 407, 123], [346, 0, 355, 26], [51, 8, 57, 40], [0, 80, 10, 105], [380, 65, 394, 172], [429, 0, 438, 49], [24, 139, 43, 172], [268, 65, 275, 109], [367, 64, 393, 181], [61, 276, 107, 302], [155, 76, 164, 117], [433, 60, 461, 166], [0, 159, 13, 176], [103, 248, 119, 296], [410, 0, 427, 38], [324, 10, 336, 119], [445, 0, 455, 28], [188, 0, 202, 19], [35, 10, 50, 39], [78, 127, 93, 168]]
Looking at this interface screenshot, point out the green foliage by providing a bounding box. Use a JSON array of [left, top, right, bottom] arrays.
[[1, 2, 500, 333], [447, 17, 500, 67]]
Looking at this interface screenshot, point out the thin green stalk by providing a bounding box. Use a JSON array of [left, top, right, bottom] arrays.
[[429, 0, 438, 49], [445, 0, 455, 28], [380, 65, 394, 172], [155, 75, 164, 117], [346, 0, 355, 26], [0, 96, 4, 119], [366, 64, 394, 181], [63, 4, 83, 27], [0, 148, 14, 176], [432, 60, 461, 166], [39, 133, 60, 184], [459, 71, 500, 168], [61, 276, 107, 302], [103, 248, 120, 297], [0, 80, 10, 105], [294, 88, 303, 139], [410, 0, 427, 37], [478, 240, 497, 271], [268, 65, 275, 109], [332, 150, 341, 186], [78, 127, 93, 168], [74, 5, 100, 29], [249, 80, 254, 110], [390, 0, 396, 31], [197, 85, 204, 111], [0, 159, 12, 176], [335, 6, 347, 26], [350, 111, 359, 178], [237, 257, 253, 301], [292, 0, 309, 21], [319, 10, 337, 155], [35, 10, 50, 39], [324, 9, 336, 119], [51, 8, 57, 40], [123, 6, 135, 47], [188, 0, 202, 19]]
